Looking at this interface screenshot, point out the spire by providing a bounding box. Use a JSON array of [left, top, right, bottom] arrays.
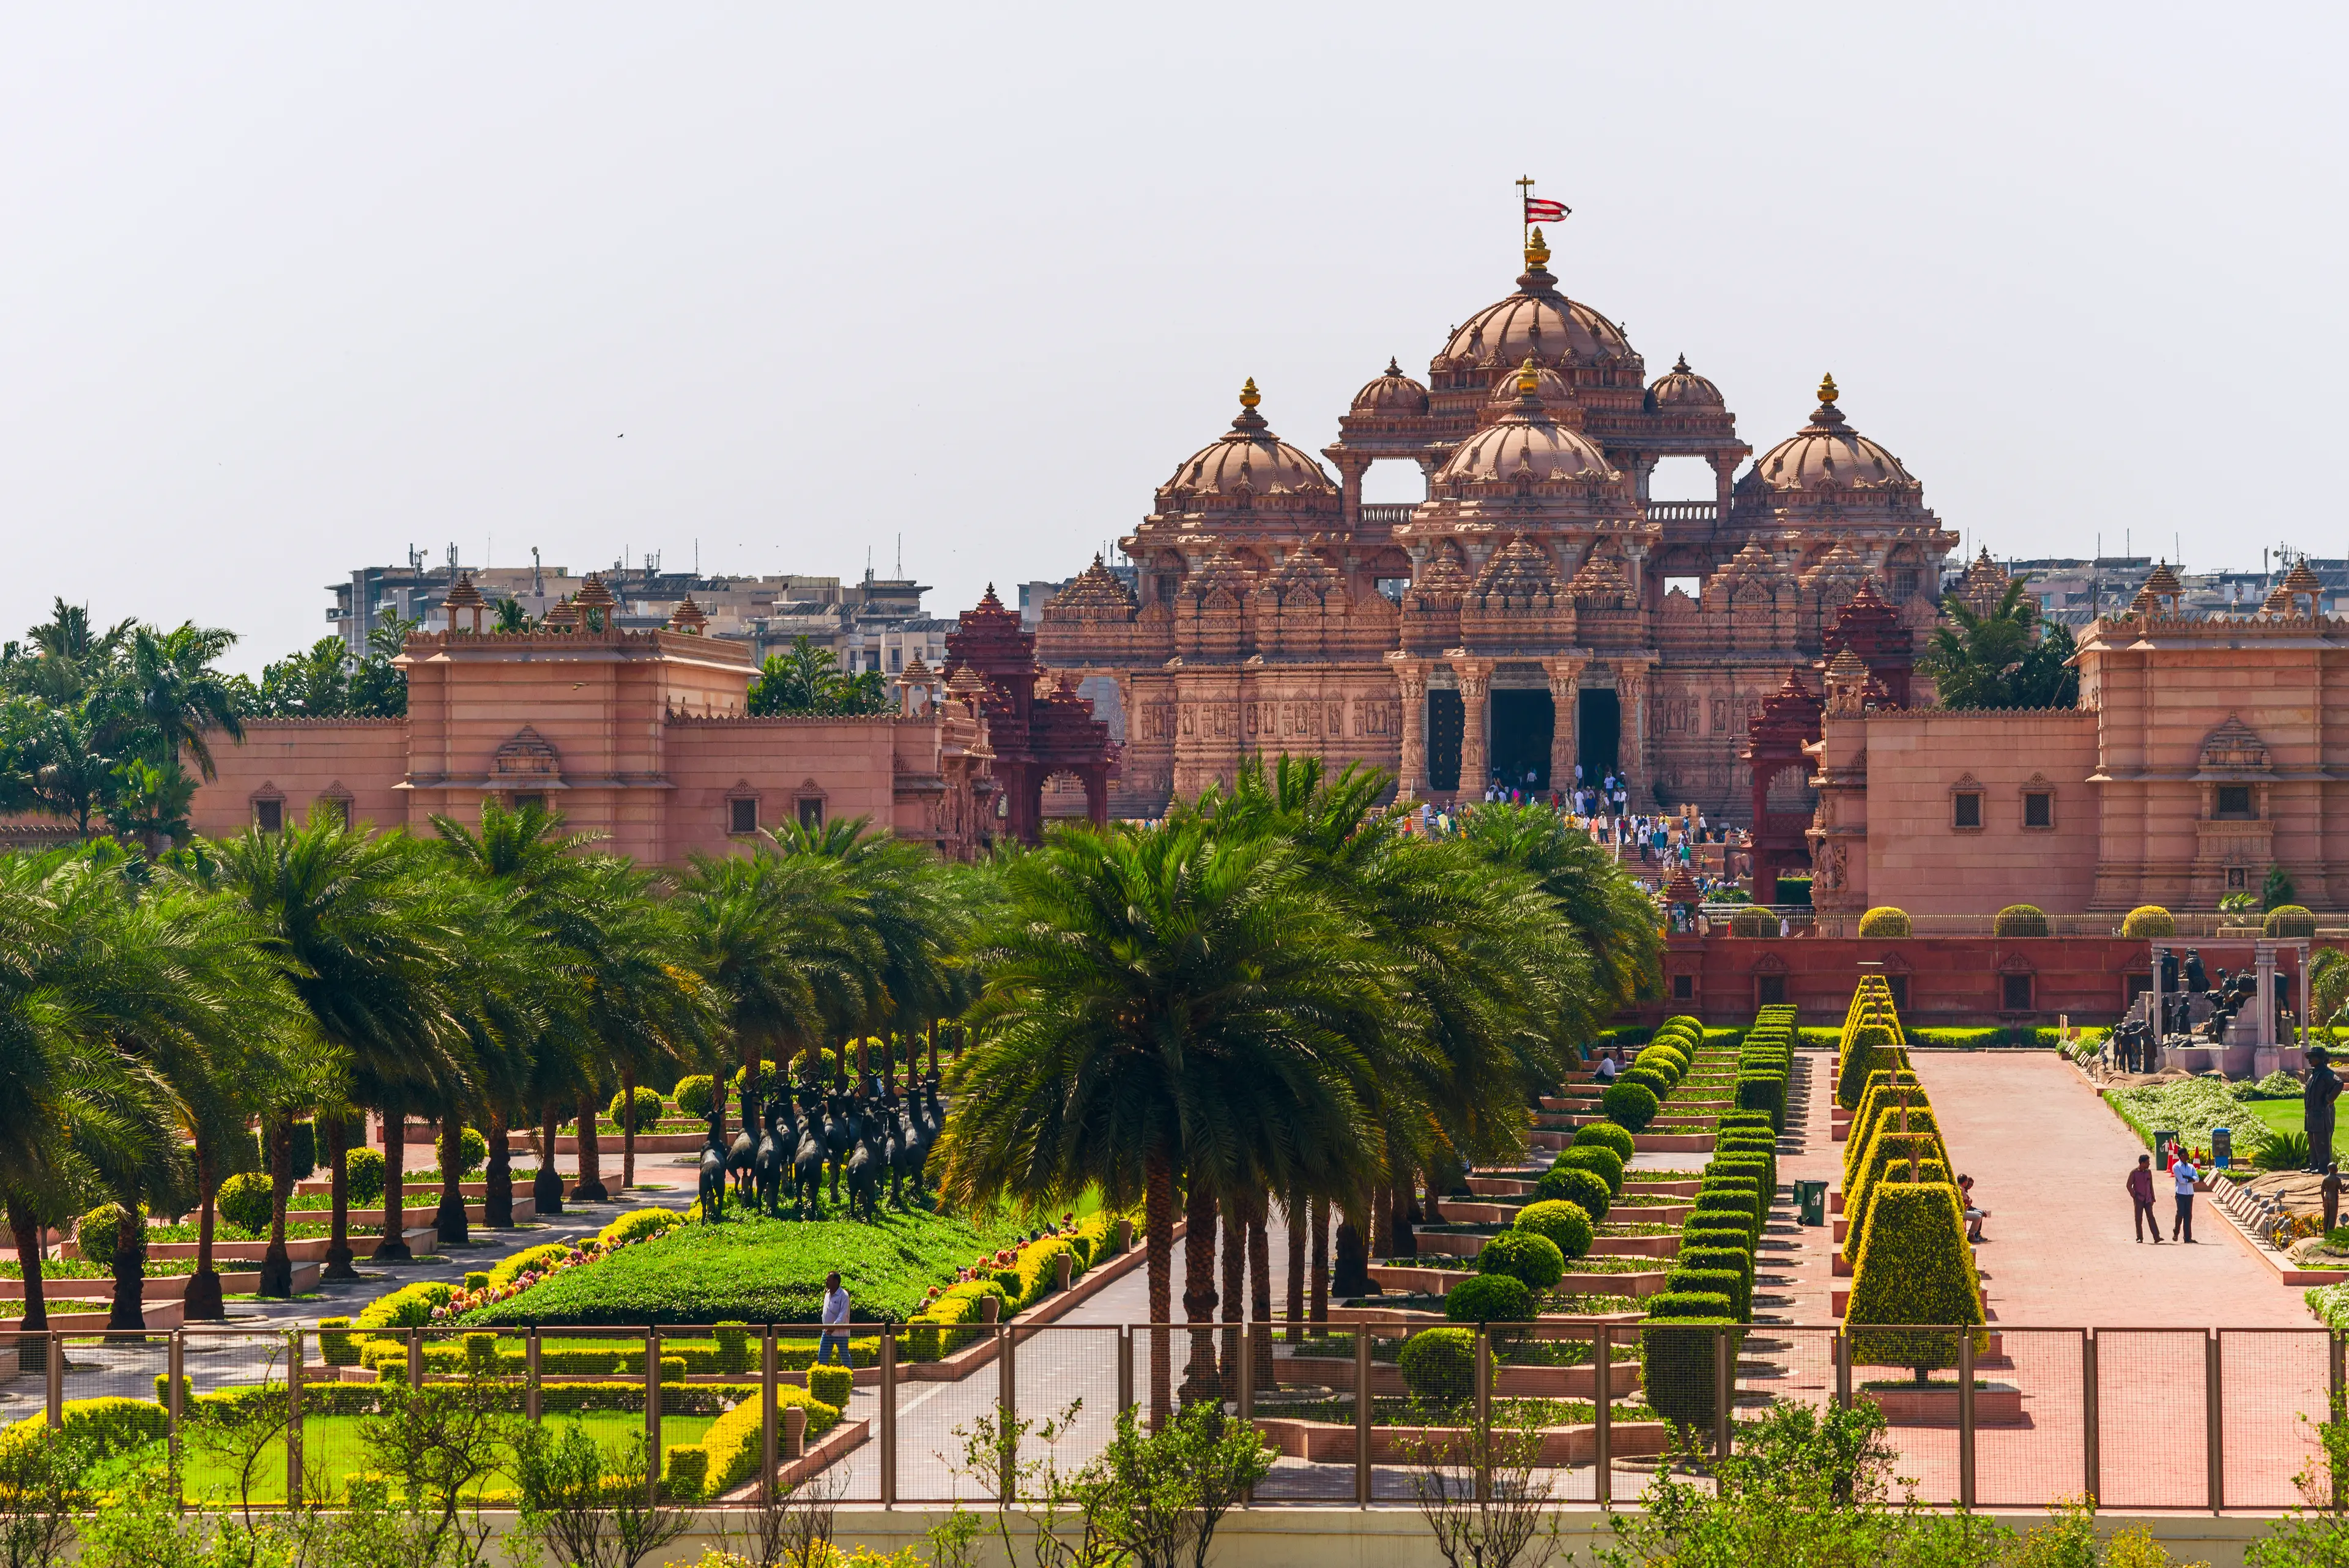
[[1817, 373, 1838, 405], [1229, 377, 1269, 436], [1524, 225, 1550, 272], [1805, 373, 1849, 432], [1674, 353, 1692, 374], [667, 593, 708, 634]]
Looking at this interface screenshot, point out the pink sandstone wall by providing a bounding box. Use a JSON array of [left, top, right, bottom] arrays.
[[662, 717, 904, 859], [188, 719, 410, 838], [1644, 934, 2162, 1026], [1855, 710, 2101, 915]]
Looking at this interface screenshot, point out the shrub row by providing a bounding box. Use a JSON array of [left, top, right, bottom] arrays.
[[1736, 1003, 1795, 1132]]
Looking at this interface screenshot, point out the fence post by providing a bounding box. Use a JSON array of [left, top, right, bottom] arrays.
[[1354, 1330, 1372, 1507], [167, 1331, 184, 1470], [405, 1326, 421, 1390], [645, 1327, 662, 1506], [1239, 1325, 1256, 1507], [2206, 1331, 2224, 1513], [1834, 1329, 1851, 1411], [44, 1331, 60, 1428], [760, 1329, 778, 1504], [2083, 1329, 2100, 1506], [525, 1328, 541, 1424], [1713, 1328, 1732, 1462], [998, 1325, 1016, 1503], [286, 1328, 304, 1506], [1593, 1325, 1611, 1509], [1117, 1326, 1134, 1415], [2333, 1331, 2345, 1514], [1958, 1328, 1975, 1510], [880, 1326, 898, 1507], [1473, 1328, 1493, 1504]]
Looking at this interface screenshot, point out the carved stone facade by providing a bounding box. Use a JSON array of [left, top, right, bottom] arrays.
[[1035, 232, 1958, 818]]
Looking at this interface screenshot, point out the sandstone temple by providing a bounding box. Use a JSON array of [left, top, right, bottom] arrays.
[[1033, 228, 1959, 819]]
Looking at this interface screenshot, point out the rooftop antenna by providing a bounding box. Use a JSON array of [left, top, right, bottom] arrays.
[[896, 533, 902, 577], [694, 538, 700, 576], [531, 546, 543, 596]]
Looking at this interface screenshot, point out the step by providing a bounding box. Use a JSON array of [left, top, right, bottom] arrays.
[[0, 1261, 322, 1301]]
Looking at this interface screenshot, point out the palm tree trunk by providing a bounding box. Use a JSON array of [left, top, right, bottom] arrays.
[[1283, 1184, 1305, 1342], [435, 1117, 470, 1248], [927, 1022, 939, 1082], [106, 1208, 146, 1334], [373, 1111, 410, 1261], [1423, 1167, 1445, 1225], [1392, 1180, 1420, 1258], [1247, 1189, 1274, 1389], [9, 1203, 47, 1373], [185, 1132, 226, 1318], [1310, 1195, 1330, 1323], [573, 1094, 607, 1202], [259, 1117, 294, 1298], [1219, 1190, 1244, 1389], [620, 1069, 638, 1193], [1180, 1179, 1218, 1402], [1332, 1193, 1368, 1299], [1145, 1152, 1174, 1428], [322, 1115, 358, 1280], [1369, 1186, 1391, 1265], [533, 1103, 564, 1216], [484, 1108, 512, 1228]]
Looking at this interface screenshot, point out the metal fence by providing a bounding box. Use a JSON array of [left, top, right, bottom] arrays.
[[1, 1321, 2340, 1510]]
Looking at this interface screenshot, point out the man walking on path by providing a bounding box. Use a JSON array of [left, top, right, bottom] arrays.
[[819, 1270, 851, 1364], [2128, 1154, 2161, 1243], [2170, 1150, 2199, 1242]]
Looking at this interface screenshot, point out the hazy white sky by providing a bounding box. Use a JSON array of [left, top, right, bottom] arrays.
[[2, 4, 2342, 672]]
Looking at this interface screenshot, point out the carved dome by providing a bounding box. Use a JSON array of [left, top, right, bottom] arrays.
[[1352, 357, 1430, 414], [1436, 360, 1617, 486], [1483, 362, 1575, 410], [1750, 376, 1919, 496], [1433, 231, 1637, 375], [1649, 354, 1724, 409], [1160, 381, 1337, 503]]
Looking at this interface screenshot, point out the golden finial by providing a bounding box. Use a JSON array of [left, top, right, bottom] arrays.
[[1524, 226, 1550, 270], [1238, 377, 1261, 410], [1515, 355, 1541, 396], [1817, 373, 1839, 405]]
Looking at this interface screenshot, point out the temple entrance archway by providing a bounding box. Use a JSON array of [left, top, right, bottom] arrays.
[[1490, 691, 1553, 792], [1578, 689, 1621, 783], [1427, 689, 1464, 793]]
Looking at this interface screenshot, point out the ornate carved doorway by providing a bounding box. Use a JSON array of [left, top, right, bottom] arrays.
[[1577, 689, 1621, 783], [1490, 691, 1554, 792], [1427, 689, 1464, 792]]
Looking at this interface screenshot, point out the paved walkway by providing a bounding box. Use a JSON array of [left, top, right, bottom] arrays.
[[1910, 1052, 2310, 1328]]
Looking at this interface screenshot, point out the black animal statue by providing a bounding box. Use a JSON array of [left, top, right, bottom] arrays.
[[697, 1107, 728, 1224], [845, 1104, 881, 1222], [825, 1093, 855, 1203], [886, 1106, 918, 1207], [792, 1094, 829, 1219], [727, 1090, 759, 1206], [752, 1102, 787, 1217], [2184, 948, 2210, 994]]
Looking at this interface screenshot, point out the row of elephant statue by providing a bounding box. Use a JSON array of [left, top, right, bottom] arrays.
[[696, 1076, 945, 1224]]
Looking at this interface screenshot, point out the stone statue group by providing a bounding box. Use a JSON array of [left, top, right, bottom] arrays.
[[696, 1073, 944, 1225]]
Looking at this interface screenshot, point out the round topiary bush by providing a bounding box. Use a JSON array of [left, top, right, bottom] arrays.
[[1444, 1273, 1535, 1325], [1857, 907, 1911, 939], [216, 1172, 273, 1234], [76, 1201, 143, 1265], [1601, 1081, 1659, 1133], [1513, 1198, 1594, 1261], [1558, 1143, 1625, 1197], [1992, 904, 2049, 937], [456, 1126, 488, 1175], [1534, 1161, 1612, 1222], [1475, 1229, 1565, 1293], [608, 1085, 664, 1131], [673, 1075, 716, 1119], [1397, 1327, 1476, 1409], [1620, 1066, 1672, 1100], [1729, 907, 1779, 938], [2121, 905, 2175, 938], [344, 1146, 385, 1206], [1572, 1122, 1635, 1162], [1636, 1047, 1688, 1086], [731, 1060, 782, 1097], [2266, 905, 2318, 938]]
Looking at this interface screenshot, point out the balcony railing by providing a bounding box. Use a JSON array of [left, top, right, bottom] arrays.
[[1359, 503, 1417, 527], [1646, 500, 1718, 524]]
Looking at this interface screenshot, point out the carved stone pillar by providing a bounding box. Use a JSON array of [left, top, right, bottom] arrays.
[[1453, 657, 1494, 796], [1543, 655, 1587, 793], [1389, 655, 1430, 800], [1335, 454, 1367, 531], [1613, 659, 1650, 807], [1709, 451, 1739, 520]]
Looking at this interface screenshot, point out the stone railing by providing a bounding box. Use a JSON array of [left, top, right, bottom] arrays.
[[1644, 500, 1718, 524], [1359, 502, 1418, 527]]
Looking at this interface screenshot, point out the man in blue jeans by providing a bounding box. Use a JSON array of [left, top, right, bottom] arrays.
[[819, 1271, 851, 1364]]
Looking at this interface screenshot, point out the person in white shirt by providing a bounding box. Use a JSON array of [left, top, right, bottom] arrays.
[[820, 1271, 852, 1362], [2170, 1153, 2199, 1242], [1596, 1052, 1619, 1083]]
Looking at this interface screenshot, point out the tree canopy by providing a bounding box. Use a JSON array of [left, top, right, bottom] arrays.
[[1920, 580, 2079, 710], [748, 635, 892, 716]]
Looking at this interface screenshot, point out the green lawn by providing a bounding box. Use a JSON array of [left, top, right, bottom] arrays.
[[460, 1206, 1035, 1328], [181, 1411, 708, 1506]]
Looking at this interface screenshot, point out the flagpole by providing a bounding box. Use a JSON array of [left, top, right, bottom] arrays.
[[1515, 174, 1535, 251]]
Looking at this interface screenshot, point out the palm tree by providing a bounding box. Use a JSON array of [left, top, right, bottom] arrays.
[[746, 636, 892, 717], [112, 622, 248, 781], [1458, 803, 1664, 1038], [935, 820, 1388, 1421], [212, 813, 473, 1272], [1920, 579, 2080, 710]]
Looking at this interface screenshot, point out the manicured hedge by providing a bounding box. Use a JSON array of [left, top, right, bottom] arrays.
[[1844, 1133, 1949, 1264], [1445, 1274, 1535, 1324], [1514, 1199, 1594, 1261], [1639, 1291, 1734, 1432], [1675, 1245, 1754, 1320], [1602, 1082, 1660, 1132], [1476, 1230, 1565, 1292], [1847, 1181, 1984, 1377], [1572, 1123, 1635, 1162], [1668, 1268, 1748, 1325], [667, 1385, 842, 1500], [1836, 1024, 1902, 1110], [1557, 1144, 1624, 1197], [1535, 1163, 1612, 1221], [1398, 1327, 1475, 1408]]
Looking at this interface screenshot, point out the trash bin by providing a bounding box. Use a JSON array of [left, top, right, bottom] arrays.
[[1797, 1180, 1828, 1227]]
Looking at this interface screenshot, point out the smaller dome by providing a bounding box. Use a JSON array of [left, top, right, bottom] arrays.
[[1162, 381, 1337, 502], [1485, 362, 1574, 409], [1438, 363, 1615, 486], [1750, 375, 1918, 494], [1649, 354, 1724, 410], [1352, 357, 1429, 414]]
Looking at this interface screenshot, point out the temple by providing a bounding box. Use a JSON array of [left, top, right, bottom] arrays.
[[1034, 228, 1958, 819]]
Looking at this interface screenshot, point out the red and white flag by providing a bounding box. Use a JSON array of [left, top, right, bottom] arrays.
[[1524, 196, 1570, 223]]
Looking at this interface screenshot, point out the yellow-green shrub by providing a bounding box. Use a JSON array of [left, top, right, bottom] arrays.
[[1857, 907, 1910, 939], [2121, 905, 2174, 938], [906, 1279, 1009, 1361], [677, 1386, 842, 1499], [598, 1208, 683, 1248]]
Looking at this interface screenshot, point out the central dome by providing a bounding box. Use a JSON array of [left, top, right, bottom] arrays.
[[1437, 360, 1617, 485], [1434, 231, 1637, 374]]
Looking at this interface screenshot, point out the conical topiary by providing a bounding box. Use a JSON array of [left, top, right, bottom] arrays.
[[1847, 1181, 1984, 1384], [1836, 1023, 1902, 1110]]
